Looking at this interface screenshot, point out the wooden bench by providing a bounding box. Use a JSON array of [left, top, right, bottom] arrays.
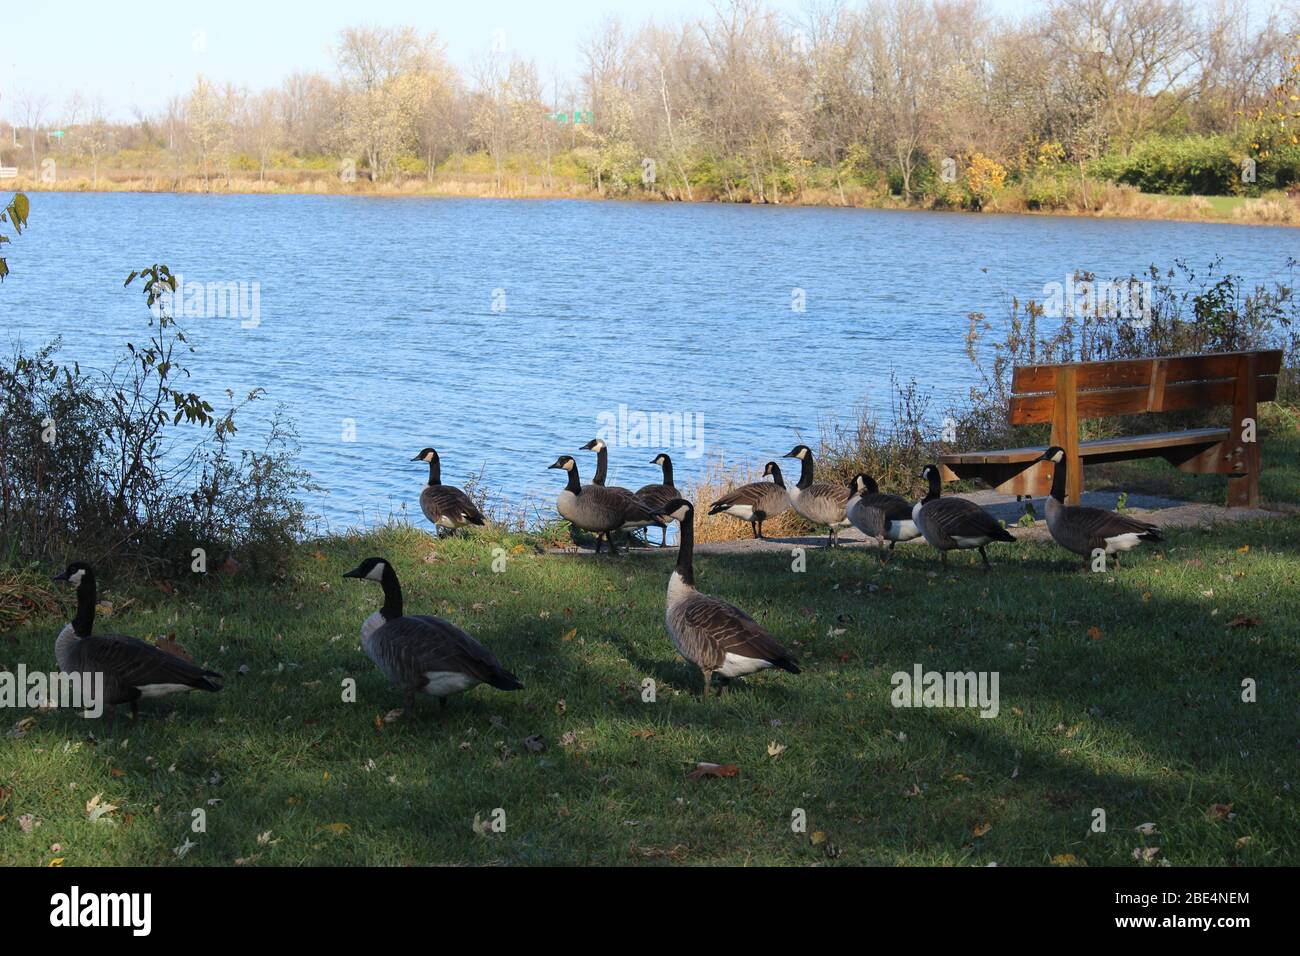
[[939, 350, 1283, 507]]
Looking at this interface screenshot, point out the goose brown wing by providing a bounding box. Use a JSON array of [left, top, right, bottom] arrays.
[[1068, 506, 1161, 548], [421, 485, 486, 525], [635, 483, 680, 512], [681, 594, 796, 668], [929, 497, 1007, 538], [861, 493, 915, 523], [710, 482, 769, 509], [373, 615, 503, 684], [75, 633, 221, 690]]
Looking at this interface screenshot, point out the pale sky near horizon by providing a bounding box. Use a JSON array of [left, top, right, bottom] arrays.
[[0, 0, 1250, 123], [2, 0, 1047, 122]]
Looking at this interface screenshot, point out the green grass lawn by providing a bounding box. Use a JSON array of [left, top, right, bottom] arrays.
[[2, 501, 1297, 866]]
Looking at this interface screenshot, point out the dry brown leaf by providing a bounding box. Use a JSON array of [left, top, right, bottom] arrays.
[[686, 762, 738, 780]]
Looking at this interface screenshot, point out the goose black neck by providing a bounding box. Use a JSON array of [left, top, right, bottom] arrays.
[[379, 564, 404, 620], [675, 508, 695, 586], [659, 456, 674, 487], [769, 464, 786, 489], [923, 470, 941, 503], [426, 458, 442, 486], [796, 455, 815, 490], [564, 464, 582, 495], [864, 476, 880, 495], [1049, 456, 1067, 503], [593, 447, 609, 485], [72, 570, 96, 637]]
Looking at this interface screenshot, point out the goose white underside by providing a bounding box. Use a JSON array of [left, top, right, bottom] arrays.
[[952, 535, 996, 549], [422, 671, 480, 697], [435, 514, 470, 528], [717, 504, 755, 520], [886, 519, 919, 541], [717, 654, 775, 678], [1103, 532, 1145, 553], [137, 683, 196, 698]]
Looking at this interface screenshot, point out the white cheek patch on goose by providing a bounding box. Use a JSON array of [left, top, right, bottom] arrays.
[[69, 570, 86, 586], [365, 563, 386, 582]]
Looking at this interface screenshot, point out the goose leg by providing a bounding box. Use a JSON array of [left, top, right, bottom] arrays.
[[757, 517, 765, 539], [699, 668, 713, 698], [104, 705, 116, 736], [979, 546, 991, 571], [941, 550, 949, 570], [877, 537, 888, 562], [594, 533, 605, 555], [130, 700, 139, 722], [750, 519, 758, 539]]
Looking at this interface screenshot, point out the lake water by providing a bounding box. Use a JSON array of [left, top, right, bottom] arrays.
[[4, 192, 1295, 529]]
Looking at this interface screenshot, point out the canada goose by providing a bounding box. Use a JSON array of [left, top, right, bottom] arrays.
[[707, 461, 792, 539], [658, 498, 800, 696], [549, 455, 664, 555], [913, 464, 1016, 570], [411, 448, 486, 534], [782, 445, 851, 546], [1036, 446, 1163, 571], [846, 474, 921, 561], [51, 563, 221, 731], [635, 453, 681, 547], [342, 557, 522, 712]]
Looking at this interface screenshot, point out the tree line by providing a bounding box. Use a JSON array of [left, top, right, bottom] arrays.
[[5, 0, 1299, 203]]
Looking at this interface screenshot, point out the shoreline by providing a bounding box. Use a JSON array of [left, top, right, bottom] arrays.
[[8, 175, 1298, 229]]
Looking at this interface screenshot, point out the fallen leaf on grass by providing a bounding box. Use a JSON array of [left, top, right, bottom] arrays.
[[686, 762, 738, 780], [1050, 853, 1084, 866], [48, 857, 64, 867], [1132, 846, 1161, 862], [767, 742, 787, 759], [1226, 616, 1260, 629], [18, 814, 39, 833], [1135, 822, 1159, 836], [630, 729, 655, 740], [85, 793, 118, 825], [628, 842, 689, 861], [1087, 626, 1103, 641], [174, 838, 197, 858], [810, 831, 826, 845], [1206, 802, 1235, 821], [972, 822, 992, 838], [319, 823, 350, 836]]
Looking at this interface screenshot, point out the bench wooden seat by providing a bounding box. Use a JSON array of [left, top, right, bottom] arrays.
[[939, 350, 1282, 507]]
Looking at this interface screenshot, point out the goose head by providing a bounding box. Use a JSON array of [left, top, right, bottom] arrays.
[[342, 557, 389, 583], [411, 448, 439, 463], [919, 464, 940, 482], [762, 461, 780, 478], [783, 444, 812, 461], [657, 497, 694, 523], [1037, 446, 1066, 464], [651, 453, 670, 467], [581, 439, 607, 453], [848, 473, 879, 496], [548, 455, 577, 472], [53, 561, 92, 587]]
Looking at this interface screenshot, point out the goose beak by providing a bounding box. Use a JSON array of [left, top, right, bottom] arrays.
[[341, 565, 364, 579], [52, 570, 71, 582], [547, 458, 565, 470], [410, 454, 423, 461]]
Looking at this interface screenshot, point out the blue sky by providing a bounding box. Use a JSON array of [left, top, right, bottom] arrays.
[[0, 0, 1226, 122]]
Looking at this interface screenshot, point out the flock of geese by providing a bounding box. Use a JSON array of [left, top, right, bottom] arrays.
[[47, 441, 1165, 727]]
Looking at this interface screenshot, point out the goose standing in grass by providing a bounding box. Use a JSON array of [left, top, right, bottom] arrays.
[[846, 474, 921, 561], [1035, 446, 1163, 571], [707, 461, 792, 539], [658, 498, 800, 697], [635, 453, 681, 547], [913, 464, 1016, 570], [342, 557, 522, 713], [782, 445, 851, 546], [51, 563, 221, 731], [412, 447, 486, 534], [549, 455, 664, 554]]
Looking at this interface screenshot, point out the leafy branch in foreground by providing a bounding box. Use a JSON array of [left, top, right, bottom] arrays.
[[0, 193, 30, 281], [0, 263, 317, 576]]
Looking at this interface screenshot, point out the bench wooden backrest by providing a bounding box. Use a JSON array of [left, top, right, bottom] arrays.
[[1008, 350, 1283, 425]]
